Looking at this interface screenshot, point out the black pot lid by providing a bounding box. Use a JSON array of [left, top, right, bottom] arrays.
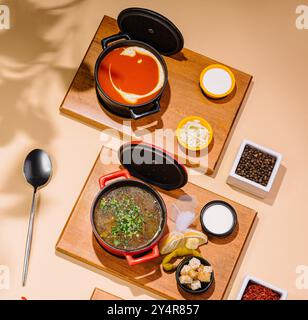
[[118, 141, 188, 190], [117, 7, 184, 56]]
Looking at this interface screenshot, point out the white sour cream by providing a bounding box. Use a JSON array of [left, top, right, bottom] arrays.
[[202, 67, 232, 96], [202, 203, 235, 235]]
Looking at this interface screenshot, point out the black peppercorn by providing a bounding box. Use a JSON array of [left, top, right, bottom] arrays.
[[235, 145, 277, 187]]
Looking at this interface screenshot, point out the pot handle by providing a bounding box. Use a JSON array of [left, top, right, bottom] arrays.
[[130, 100, 161, 120], [101, 32, 131, 50], [125, 245, 160, 266], [98, 169, 131, 189]]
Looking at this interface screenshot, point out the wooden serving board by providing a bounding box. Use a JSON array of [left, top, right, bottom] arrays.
[[91, 288, 122, 300], [56, 148, 257, 300], [60, 16, 252, 174]]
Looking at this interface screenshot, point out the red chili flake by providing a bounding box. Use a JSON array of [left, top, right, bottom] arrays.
[[242, 281, 281, 300], [21, 296, 27, 300]]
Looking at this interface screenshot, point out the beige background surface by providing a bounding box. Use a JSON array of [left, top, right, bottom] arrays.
[[0, 0, 307, 300]]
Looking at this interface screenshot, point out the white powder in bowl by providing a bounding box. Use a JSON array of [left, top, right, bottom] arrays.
[[202, 68, 232, 95], [202, 204, 235, 235]]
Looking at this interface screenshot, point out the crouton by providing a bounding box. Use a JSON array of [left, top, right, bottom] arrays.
[[188, 257, 201, 270]]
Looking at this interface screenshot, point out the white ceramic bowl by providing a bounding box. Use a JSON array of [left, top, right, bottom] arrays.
[[227, 140, 282, 198], [237, 275, 288, 300]]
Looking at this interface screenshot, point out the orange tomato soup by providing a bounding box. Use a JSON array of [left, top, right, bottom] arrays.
[[98, 46, 164, 105]]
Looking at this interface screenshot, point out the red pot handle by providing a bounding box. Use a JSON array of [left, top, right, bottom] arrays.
[[125, 245, 160, 266], [99, 169, 131, 189]]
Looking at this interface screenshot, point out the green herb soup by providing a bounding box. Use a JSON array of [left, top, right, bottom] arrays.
[[94, 186, 163, 250]]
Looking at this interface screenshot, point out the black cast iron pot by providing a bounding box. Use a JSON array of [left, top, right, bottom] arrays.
[[94, 34, 168, 120]]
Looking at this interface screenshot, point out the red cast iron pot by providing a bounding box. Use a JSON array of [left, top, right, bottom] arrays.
[[90, 169, 167, 266]]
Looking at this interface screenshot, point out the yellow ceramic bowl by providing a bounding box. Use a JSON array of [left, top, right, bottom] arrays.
[[176, 116, 213, 151], [200, 64, 235, 99]]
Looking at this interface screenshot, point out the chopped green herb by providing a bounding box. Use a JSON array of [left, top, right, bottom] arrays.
[[99, 197, 145, 240], [94, 186, 162, 250]]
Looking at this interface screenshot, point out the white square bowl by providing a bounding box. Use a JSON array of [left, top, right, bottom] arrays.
[[227, 140, 282, 198], [237, 275, 288, 300]]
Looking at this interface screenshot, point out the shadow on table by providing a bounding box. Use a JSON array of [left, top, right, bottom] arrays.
[[223, 215, 259, 299], [55, 250, 164, 300], [228, 165, 287, 206], [210, 80, 255, 179], [0, 0, 86, 218]]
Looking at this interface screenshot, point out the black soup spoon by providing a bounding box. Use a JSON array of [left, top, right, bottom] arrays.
[[22, 149, 52, 286]]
